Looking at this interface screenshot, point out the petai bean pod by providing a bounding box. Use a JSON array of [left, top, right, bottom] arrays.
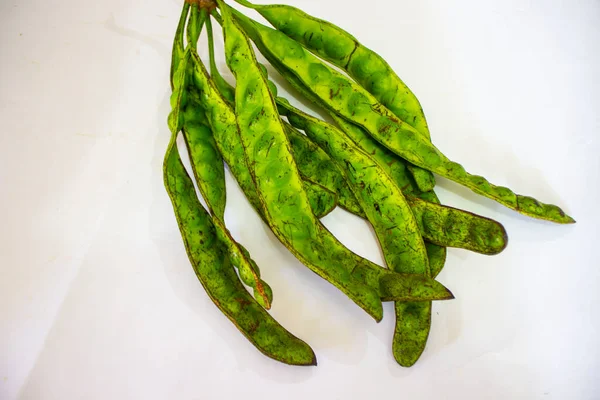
[[197, 7, 454, 321], [278, 98, 433, 366], [165, 48, 316, 365], [227, 9, 574, 224]]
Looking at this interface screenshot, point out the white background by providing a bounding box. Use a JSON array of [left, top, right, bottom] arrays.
[[1, 0, 599, 399]]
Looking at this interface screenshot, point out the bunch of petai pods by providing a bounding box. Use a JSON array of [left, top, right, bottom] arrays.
[[164, 0, 574, 367]]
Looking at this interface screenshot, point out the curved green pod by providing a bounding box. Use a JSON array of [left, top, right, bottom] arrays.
[[164, 136, 317, 366], [227, 10, 574, 225], [186, 87, 336, 219], [215, 11, 449, 287], [180, 12, 274, 309], [407, 197, 508, 255], [279, 99, 430, 275], [278, 99, 432, 366], [191, 42, 379, 320], [217, 1, 385, 319], [206, 16, 335, 220], [194, 12, 454, 321], [233, 0, 432, 142], [165, 49, 316, 366], [231, 0, 436, 192], [183, 117, 275, 309]]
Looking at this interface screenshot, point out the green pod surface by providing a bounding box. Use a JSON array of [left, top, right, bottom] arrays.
[[218, 10, 449, 280], [279, 99, 430, 275], [194, 14, 453, 320], [165, 49, 316, 366], [232, 0, 435, 192], [233, 0, 432, 142], [206, 17, 333, 219], [217, 1, 385, 319], [279, 99, 433, 367], [302, 178, 338, 218], [285, 122, 364, 216], [228, 10, 574, 224], [186, 86, 336, 220], [408, 197, 508, 255], [189, 42, 382, 320], [183, 117, 275, 309], [183, 9, 274, 309], [164, 137, 317, 365]]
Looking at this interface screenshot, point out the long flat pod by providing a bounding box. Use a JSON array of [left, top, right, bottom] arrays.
[[218, 9, 449, 279], [227, 10, 574, 225], [164, 134, 316, 365], [183, 113, 275, 308], [165, 50, 316, 366], [278, 99, 433, 366], [332, 116, 507, 255], [204, 15, 335, 219], [217, 1, 385, 320], [279, 99, 430, 276], [232, 0, 432, 143], [194, 13, 453, 320], [216, 2, 454, 309], [181, 8, 274, 308], [190, 45, 379, 320], [287, 124, 507, 255], [231, 0, 436, 193]]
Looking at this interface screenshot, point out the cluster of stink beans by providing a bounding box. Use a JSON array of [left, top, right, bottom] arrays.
[[164, 0, 574, 367]]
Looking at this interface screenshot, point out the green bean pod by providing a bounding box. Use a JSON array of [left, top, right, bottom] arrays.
[[183, 117, 275, 308], [233, 0, 432, 142], [294, 117, 507, 255], [408, 197, 508, 255], [165, 49, 316, 366], [197, 10, 454, 320], [206, 17, 335, 219], [206, 9, 453, 304], [190, 43, 381, 319], [181, 10, 275, 308], [279, 99, 430, 275], [214, 13, 448, 281], [231, 0, 436, 192], [278, 99, 433, 366], [217, 1, 387, 319], [227, 10, 574, 225]]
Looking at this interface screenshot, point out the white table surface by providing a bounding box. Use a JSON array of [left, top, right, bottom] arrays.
[[1, 0, 598, 399]]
